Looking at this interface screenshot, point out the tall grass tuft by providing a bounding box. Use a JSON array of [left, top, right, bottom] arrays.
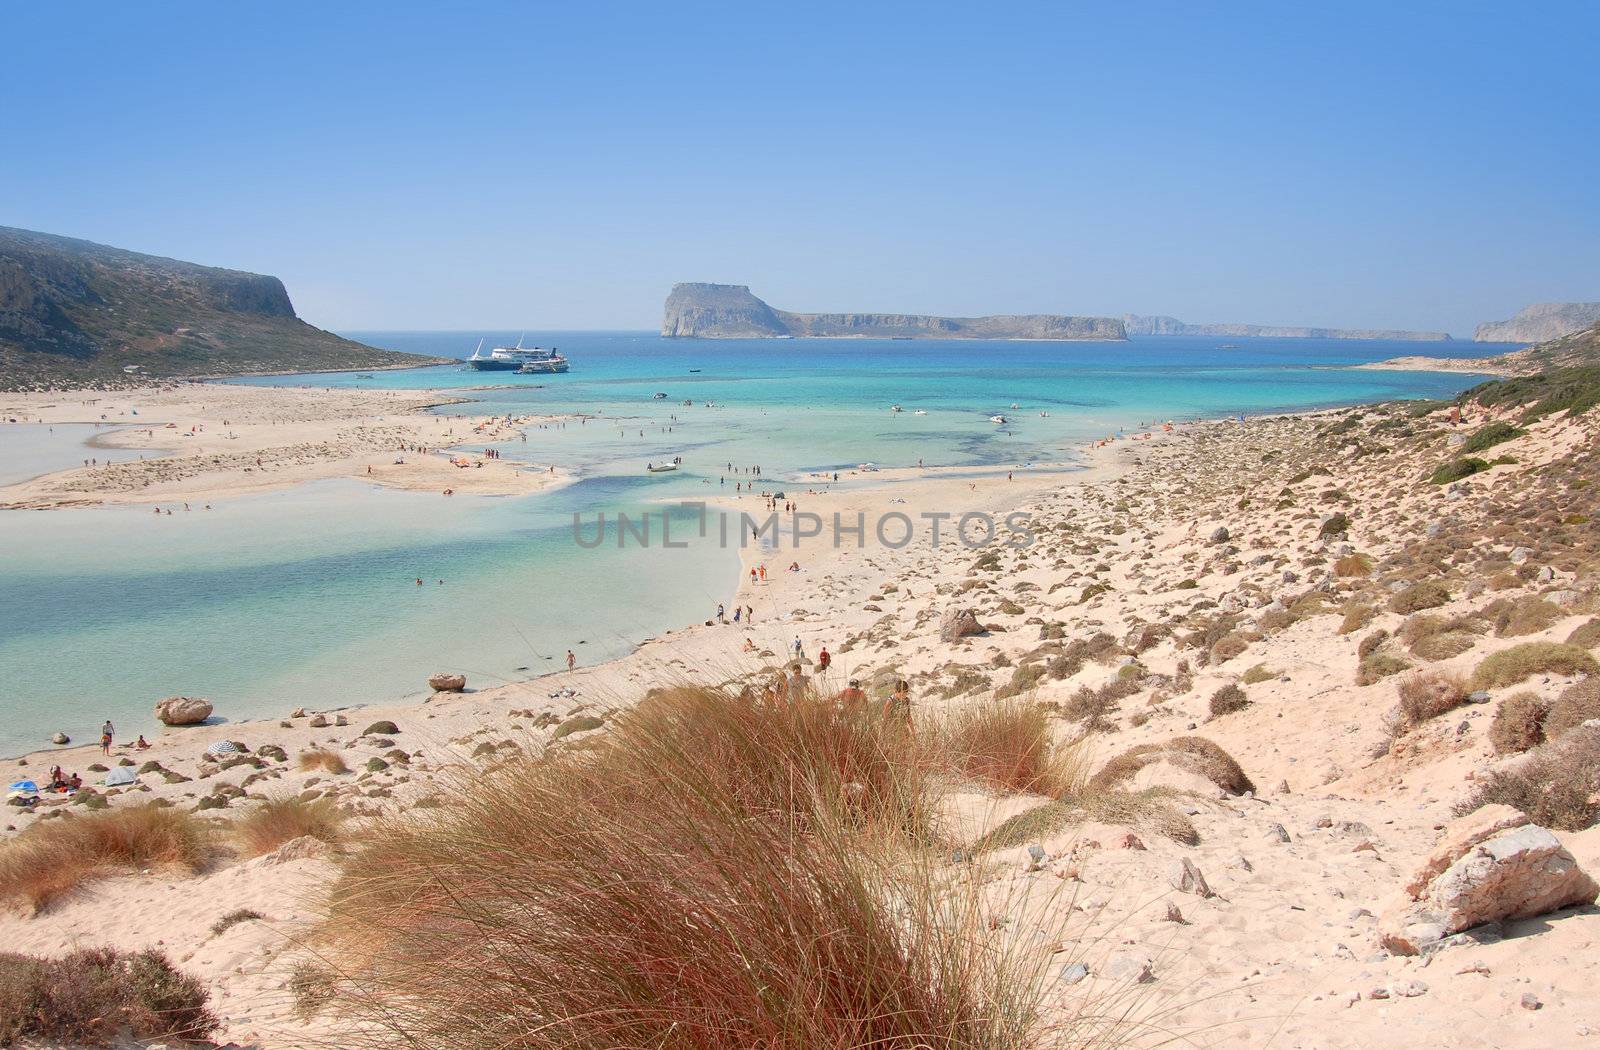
[[317, 686, 1059, 1049], [0, 806, 210, 913], [234, 796, 344, 857], [929, 700, 1086, 796]]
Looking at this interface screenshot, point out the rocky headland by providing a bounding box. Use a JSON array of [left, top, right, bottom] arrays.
[[1474, 301, 1600, 344], [1124, 313, 1452, 341], [661, 282, 1127, 340]]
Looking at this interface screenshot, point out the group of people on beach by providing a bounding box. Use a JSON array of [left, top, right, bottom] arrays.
[[753, 662, 913, 727]]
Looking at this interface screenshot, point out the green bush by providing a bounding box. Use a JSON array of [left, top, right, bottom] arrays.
[[1429, 458, 1489, 485], [1391, 580, 1451, 614], [1462, 421, 1525, 453], [1471, 643, 1600, 690], [0, 947, 217, 1045]]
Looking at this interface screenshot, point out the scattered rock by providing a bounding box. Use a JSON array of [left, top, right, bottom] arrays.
[[428, 672, 466, 692], [1169, 857, 1214, 897], [50, 732, 69, 745], [308, 714, 329, 728], [939, 607, 984, 642], [1520, 992, 1542, 1011], [1059, 962, 1089, 985], [155, 695, 213, 726], [363, 720, 400, 736], [1209, 526, 1230, 544], [1380, 805, 1599, 955]]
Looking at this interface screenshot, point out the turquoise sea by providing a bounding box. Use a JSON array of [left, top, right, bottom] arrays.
[[0, 333, 1506, 755]]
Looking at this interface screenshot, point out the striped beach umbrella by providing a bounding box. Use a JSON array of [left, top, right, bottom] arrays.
[[206, 740, 240, 756]]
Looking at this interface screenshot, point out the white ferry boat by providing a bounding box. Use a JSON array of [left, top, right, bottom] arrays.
[[466, 337, 570, 373]]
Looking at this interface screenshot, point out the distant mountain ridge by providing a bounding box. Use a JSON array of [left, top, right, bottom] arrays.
[[1473, 302, 1600, 344], [0, 225, 446, 388], [1122, 314, 1451, 342], [661, 283, 1126, 341]]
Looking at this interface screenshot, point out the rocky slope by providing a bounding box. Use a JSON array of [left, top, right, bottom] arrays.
[[662, 283, 1126, 340], [1124, 313, 1452, 341], [1474, 302, 1600, 344], [0, 226, 446, 388]]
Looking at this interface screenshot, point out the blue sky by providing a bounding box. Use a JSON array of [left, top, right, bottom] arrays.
[[3, 1, 1595, 335]]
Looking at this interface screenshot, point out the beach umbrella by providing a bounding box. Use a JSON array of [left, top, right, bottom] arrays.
[[104, 766, 137, 787], [206, 740, 240, 756], [9, 780, 38, 794]]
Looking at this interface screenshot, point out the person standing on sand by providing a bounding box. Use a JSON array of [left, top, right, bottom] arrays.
[[100, 720, 114, 755], [885, 680, 912, 728], [566, 649, 576, 672], [817, 646, 830, 672], [717, 602, 726, 623]]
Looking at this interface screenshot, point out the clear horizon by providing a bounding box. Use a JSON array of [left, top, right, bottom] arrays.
[[3, 1, 1596, 336]]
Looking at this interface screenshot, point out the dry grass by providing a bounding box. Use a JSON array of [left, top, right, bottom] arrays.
[[1457, 726, 1600, 831], [1471, 643, 1600, 690], [297, 748, 351, 775], [1333, 553, 1374, 577], [0, 805, 210, 913], [234, 796, 345, 857], [0, 946, 218, 1046], [315, 686, 1062, 1049], [1395, 670, 1470, 728], [928, 701, 1085, 796], [976, 789, 1199, 849], [1489, 691, 1549, 754], [1544, 677, 1600, 739]]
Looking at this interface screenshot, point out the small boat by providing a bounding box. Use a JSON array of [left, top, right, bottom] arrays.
[[858, 462, 880, 472], [647, 462, 678, 473], [356, 373, 374, 379], [1039, 410, 1049, 417], [688, 369, 702, 373], [890, 404, 903, 413], [913, 409, 927, 415], [990, 415, 1007, 424], [652, 392, 668, 399], [1009, 403, 1019, 409]]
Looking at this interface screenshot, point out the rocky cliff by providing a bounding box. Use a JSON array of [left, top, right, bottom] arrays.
[[1123, 314, 1451, 341], [1474, 302, 1600, 344], [661, 283, 1125, 340], [0, 226, 446, 388]]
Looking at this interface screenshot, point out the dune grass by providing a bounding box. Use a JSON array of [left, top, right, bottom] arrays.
[[297, 748, 350, 775], [926, 700, 1085, 796], [234, 796, 344, 857], [1090, 736, 1255, 797], [0, 805, 210, 913], [315, 686, 1063, 1049], [1395, 669, 1470, 729]]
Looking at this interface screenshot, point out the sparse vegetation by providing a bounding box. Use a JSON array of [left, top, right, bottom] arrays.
[[1491, 595, 1564, 637], [0, 805, 209, 912], [1428, 458, 1490, 485], [1471, 643, 1599, 690], [1544, 678, 1600, 740], [1090, 736, 1254, 796], [211, 908, 265, 936], [1457, 726, 1600, 831], [1462, 421, 1525, 454], [1333, 553, 1373, 577]]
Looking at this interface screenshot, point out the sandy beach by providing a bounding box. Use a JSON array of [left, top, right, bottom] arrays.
[[2, 381, 1598, 1049], [0, 383, 573, 510]]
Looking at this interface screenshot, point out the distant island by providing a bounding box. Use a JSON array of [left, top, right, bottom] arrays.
[[1473, 301, 1600, 344], [0, 226, 447, 388], [661, 283, 1126, 340], [1122, 314, 1451, 342]]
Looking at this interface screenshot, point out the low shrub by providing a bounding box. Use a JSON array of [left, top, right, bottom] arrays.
[[210, 908, 264, 936], [1493, 596, 1564, 637], [1456, 726, 1600, 831], [1334, 553, 1374, 577], [1358, 651, 1413, 686], [0, 946, 217, 1046], [1210, 631, 1251, 663], [0, 806, 209, 912], [1338, 602, 1376, 635], [1544, 678, 1600, 740], [1489, 691, 1549, 754], [1428, 458, 1489, 485], [1396, 670, 1470, 728], [1461, 421, 1525, 454], [1208, 683, 1249, 718], [1566, 617, 1600, 649], [1240, 664, 1275, 685], [1089, 736, 1254, 796], [1471, 643, 1599, 690], [1391, 580, 1452, 614]]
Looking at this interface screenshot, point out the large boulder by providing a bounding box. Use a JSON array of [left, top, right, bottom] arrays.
[[428, 672, 466, 692], [1380, 805, 1598, 955], [939, 607, 983, 643], [155, 695, 213, 726]]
